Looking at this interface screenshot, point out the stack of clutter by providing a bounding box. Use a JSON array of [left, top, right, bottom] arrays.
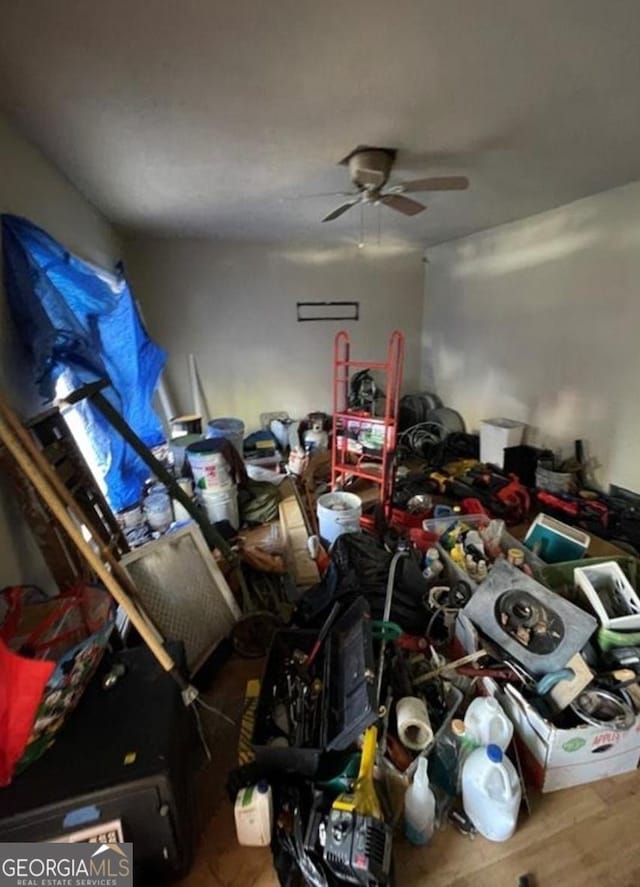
[[228, 494, 640, 886]]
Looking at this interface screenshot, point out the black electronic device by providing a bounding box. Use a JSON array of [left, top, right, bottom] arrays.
[[0, 643, 196, 884], [323, 808, 393, 886]]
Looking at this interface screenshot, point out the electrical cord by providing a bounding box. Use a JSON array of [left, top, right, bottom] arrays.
[[194, 694, 236, 727], [191, 703, 213, 763], [399, 421, 448, 460]]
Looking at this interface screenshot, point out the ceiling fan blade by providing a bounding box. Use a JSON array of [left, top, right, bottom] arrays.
[[282, 190, 358, 201], [396, 176, 469, 193], [321, 200, 360, 222], [380, 194, 426, 216]]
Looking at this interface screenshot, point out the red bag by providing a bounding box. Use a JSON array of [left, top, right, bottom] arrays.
[[0, 584, 114, 785], [0, 638, 54, 786]]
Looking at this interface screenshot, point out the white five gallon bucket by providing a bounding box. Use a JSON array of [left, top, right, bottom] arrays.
[[199, 485, 240, 530], [187, 439, 232, 491], [317, 492, 362, 545], [207, 417, 245, 457]]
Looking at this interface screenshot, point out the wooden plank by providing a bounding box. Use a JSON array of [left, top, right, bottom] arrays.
[[278, 494, 320, 587]]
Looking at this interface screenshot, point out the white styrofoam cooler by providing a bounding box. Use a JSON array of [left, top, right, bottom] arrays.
[[480, 418, 526, 468]]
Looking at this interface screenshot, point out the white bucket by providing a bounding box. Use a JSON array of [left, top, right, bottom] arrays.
[[173, 477, 194, 524], [170, 433, 204, 474], [199, 485, 239, 530], [207, 417, 245, 456], [187, 439, 232, 491], [144, 491, 173, 533], [317, 492, 362, 545]]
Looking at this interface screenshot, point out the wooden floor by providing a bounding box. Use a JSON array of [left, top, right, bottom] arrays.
[[181, 656, 640, 887]]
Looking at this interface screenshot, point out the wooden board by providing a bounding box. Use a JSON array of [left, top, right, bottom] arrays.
[[278, 494, 320, 587]]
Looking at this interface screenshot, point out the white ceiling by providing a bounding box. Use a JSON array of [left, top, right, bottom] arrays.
[[1, 0, 640, 246]]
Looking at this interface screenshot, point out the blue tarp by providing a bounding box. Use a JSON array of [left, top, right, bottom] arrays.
[[2, 214, 166, 511]]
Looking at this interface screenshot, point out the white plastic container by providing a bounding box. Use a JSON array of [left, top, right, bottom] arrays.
[[187, 439, 232, 491], [173, 477, 194, 524], [317, 492, 362, 545], [462, 744, 521, 841], [170, 432, 204, 475], [234, 781, 273, 847], [574, 561, 640, 630], [404, 757, 436, 846], [199, 485, 240, 530], [480, 419, 526, 468], [143, 491, 173, 532], [207, 417, 245, 456], [464, 696, 514, 750]]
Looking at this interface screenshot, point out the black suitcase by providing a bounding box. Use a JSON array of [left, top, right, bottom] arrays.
[[0, 643, 197, 884]]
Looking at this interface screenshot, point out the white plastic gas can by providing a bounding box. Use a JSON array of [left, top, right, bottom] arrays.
[[234, 781, 273, 847]]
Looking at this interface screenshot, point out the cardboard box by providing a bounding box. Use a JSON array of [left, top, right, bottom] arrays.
[[502, 682, 640, 793], [455, 613, 640, 792], [480, 418, 525, 468]]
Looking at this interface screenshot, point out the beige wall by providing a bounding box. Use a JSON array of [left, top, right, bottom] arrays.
[[423, 180, 640, 490], [124, 239, 425, 431], [0, 113, 120, 588]]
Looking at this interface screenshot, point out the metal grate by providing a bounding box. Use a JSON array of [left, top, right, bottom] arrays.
[[122, 525, 241, 674]]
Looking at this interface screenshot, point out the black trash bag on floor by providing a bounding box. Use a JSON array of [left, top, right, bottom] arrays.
[[296, 532, 429, 635]]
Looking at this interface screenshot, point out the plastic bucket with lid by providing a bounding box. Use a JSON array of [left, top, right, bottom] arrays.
[[198, 486, 239, 530], [317, 492, 362, 545], [170, 433, 204, 474], [186, 439, 232, 491], [207, 417, 245, 456]]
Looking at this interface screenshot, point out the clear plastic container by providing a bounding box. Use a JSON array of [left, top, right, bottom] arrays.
[[404, 757, 436, 846], [462, 744, 521, 842], [422, 514, 544, 585]]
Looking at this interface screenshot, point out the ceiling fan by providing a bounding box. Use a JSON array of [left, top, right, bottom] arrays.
[[320, 146, 469, 222]]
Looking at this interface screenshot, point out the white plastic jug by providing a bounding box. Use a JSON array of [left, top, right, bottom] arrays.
[[404, 757, 436, 846], [234, 781, 273, 847], [462, 744, 521, 842], [464, 696, 514, 750]]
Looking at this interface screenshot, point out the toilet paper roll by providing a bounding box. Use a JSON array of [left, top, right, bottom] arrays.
[[396, 696, 434, 751]]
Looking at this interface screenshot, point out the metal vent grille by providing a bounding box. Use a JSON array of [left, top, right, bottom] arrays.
[[122, 525, 240, 674]]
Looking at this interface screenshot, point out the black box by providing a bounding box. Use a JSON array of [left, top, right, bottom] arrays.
[[0, 643, 196, 884], [252, 597, 377, 776]]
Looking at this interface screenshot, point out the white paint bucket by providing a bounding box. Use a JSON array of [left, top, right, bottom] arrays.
[[170, 433, 204, 474], [144, 492, 173, 533], [199, 485, 240, 530], [317, 492, 362, 545], [207, 417, 245, 456], [187, 439, 232, 491], [173, 477, 194, 524]]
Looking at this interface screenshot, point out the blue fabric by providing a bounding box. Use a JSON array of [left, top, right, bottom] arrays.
[[2, 214, 166, 511]]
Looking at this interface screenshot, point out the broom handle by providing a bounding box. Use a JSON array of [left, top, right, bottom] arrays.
[[0, 396, 141, 603], [0, 406, 175, 673]]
